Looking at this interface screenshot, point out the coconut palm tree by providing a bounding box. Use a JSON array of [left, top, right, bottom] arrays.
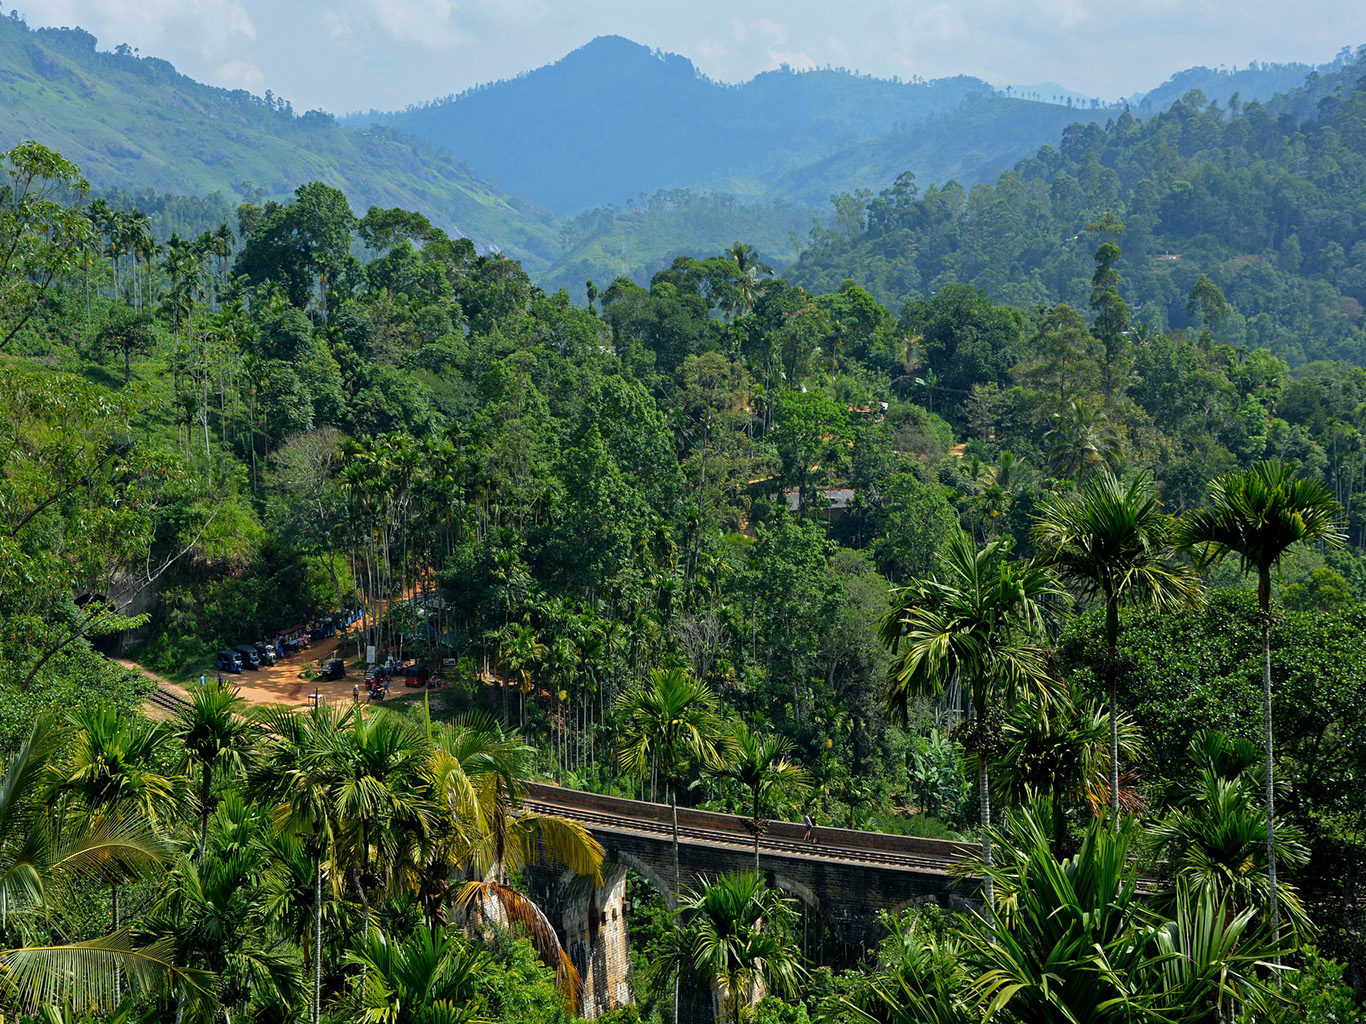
[[669, 871, 806, 1024], [1044, 399, 1123, 484], [1032, 472, 1201, 825], [615, 668, 726, 894], [707, 723, 810, 867], [877, 530, 1060, 904], [436, 718, 601, 1012], [1175, 459, 1343, 941], [725, 242, 773, 319]]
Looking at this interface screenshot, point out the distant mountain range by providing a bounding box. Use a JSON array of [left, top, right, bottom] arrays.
[[353, 35, 1327, 216], [0, 18, 558, 266], [0, 15, 1352, 291]]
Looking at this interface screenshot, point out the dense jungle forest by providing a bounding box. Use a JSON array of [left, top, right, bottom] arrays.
[[2, 52, 1366, 1023]]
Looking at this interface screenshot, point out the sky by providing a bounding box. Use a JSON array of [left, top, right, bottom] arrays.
[[16, 0, 1366, 115]]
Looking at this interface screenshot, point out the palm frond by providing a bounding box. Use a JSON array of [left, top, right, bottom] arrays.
[[0, 930, 212, 1013], [455, 880, 581, 1013]]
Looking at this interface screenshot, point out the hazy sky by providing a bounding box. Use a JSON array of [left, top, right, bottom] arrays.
[[19, 1, 1366, 114]]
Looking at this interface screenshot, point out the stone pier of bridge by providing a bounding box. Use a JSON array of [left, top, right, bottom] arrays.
[[522, 783, 979, 1021]]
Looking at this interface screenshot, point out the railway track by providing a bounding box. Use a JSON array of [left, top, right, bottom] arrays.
[[144, 685, 193, 716], [523, 797, 965, 874]]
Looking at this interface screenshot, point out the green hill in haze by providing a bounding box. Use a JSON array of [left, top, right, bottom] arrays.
[[357, 35, 1002, 214], [0, 16, 558, 267]]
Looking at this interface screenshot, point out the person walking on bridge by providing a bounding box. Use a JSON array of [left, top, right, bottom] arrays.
[[803, 811, 817, 844]]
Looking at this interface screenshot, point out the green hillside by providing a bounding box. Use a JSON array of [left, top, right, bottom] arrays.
[[790, 47, 1366, 367], [537, 190, 815, 298], [761, 94, 1112, 207], [0, 17, 559, 267]]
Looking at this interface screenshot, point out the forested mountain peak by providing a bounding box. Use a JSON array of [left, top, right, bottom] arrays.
[[0, 13, 559, 266], [358, 36, 1000, 213]]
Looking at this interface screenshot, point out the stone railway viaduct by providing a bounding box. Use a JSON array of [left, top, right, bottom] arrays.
[[520, 782, 981, 1020]]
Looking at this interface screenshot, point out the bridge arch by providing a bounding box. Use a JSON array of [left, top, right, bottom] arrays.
[[611, 849, 676, 910]]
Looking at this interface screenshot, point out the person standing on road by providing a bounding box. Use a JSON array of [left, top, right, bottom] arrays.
[[353, 682, 360, 703]]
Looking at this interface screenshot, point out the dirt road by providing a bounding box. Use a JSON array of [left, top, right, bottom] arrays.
[[120, 631, 373, 712]]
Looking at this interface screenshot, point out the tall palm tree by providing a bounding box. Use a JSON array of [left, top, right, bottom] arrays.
[[1175, 459, 1343, 941], [172, 684, 257, 859], [50, 707, 181, 999], [669, 871, 806, 1024], [615, 668, 726, 894], [707, 723, 810, 867], [1033, 472, 1201, 825], [725, 242, 773, 319], [252, 701, 355, 1024], [434, 718, 602, 1012], [0, 718, 203, 1016], [877, 530, 1060, 905]]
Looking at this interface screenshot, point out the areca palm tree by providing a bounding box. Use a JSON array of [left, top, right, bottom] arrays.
[[1151, 730, 1311, 937], [615, 668, 726, 894], [669, 871, 806, 1024], [1033, 472, 1201, 825], [1175, 459, 1343, 940], [707, 723, 810, 867], [252, 701, 355, 1024], [344, 927, 489, 1024], [961, 808, 1282, 1024], [328, 709, 434, 922], [993, 685, 1142, 855], [173, 684, 257, 859], [0, 718, 204, 1016], [51, 707, 182, 999], [877, 530, 1060, 904]]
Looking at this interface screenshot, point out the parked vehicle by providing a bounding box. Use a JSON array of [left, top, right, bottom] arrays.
[[216, 650, 243, 673], [402, 663, 430, 687], [278, 625, 308, 653], [253, 641, 277, 666], [234, 644, 261, 670], [320, 658, 346, 681]]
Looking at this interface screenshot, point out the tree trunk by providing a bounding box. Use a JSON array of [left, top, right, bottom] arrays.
[[314, 851, 324, 1024], [978, 755, 994, 907], [198, 766, 212, 860], [1261, 572, 1281, 960], [112, 881, 120, 1000], [1106, 598, 1121, 828], [672, 782, 682, 1024]]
